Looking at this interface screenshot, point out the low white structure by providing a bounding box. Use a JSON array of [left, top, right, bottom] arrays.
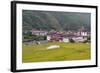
[[72, 37, 87, 42], [47, 45, 60, 49]]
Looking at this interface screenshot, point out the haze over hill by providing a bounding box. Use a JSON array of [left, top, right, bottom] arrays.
[[22, 10, 91, 32]]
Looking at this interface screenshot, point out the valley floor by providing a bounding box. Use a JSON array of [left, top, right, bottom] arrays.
[[22, 42, 91, 63]]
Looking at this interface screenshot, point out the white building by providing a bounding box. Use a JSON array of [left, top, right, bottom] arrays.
[[31, 29, 47, 36], [63, 38, 69, 43], [47, 35, 51, 41]]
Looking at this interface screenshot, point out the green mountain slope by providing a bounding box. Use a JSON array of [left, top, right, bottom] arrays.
[[22, 10, 91, 31]]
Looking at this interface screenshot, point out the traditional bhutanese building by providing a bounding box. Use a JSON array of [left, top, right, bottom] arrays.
[[47, 27, 90, 42], [31, 29, 48, 36]]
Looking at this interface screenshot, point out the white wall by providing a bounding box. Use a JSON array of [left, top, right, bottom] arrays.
[[0, 0, 99, 73]]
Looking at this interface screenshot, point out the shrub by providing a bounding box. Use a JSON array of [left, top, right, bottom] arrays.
[[69, 38, 75, 43]]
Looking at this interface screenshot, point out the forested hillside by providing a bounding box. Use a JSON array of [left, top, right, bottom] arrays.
[[22, 10, 91, 31]]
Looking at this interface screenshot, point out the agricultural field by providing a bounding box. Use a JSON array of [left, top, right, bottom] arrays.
[[22, 42, 91, 63]]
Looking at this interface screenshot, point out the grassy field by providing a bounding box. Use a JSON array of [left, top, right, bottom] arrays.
[[22, 42, 91, 63]]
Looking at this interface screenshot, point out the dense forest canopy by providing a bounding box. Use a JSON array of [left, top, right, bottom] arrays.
[[22, 10, 91, 32]]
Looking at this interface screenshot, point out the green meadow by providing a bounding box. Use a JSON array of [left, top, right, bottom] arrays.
[[22, 42, 91, 63]]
